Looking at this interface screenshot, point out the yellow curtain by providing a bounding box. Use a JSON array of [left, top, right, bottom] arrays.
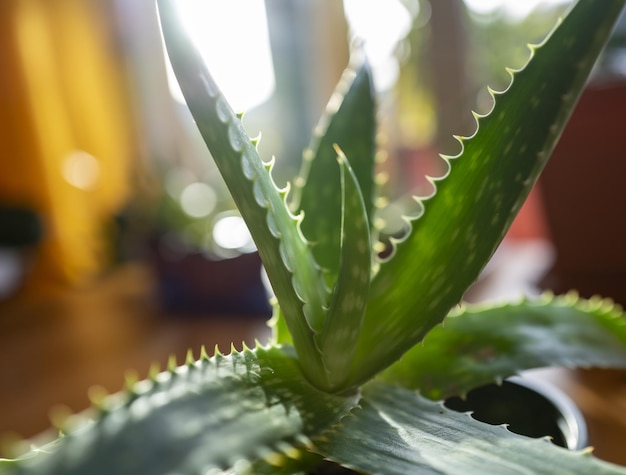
[[0, 0, 137, 290]]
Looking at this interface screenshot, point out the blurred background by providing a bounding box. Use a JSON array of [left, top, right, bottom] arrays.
[[1, 0, 626, 464]]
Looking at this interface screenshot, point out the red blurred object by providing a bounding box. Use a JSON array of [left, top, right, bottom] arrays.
[[538, 81, 626, 304]]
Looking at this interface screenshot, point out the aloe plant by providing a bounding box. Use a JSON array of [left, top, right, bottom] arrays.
[[4, 1, 626, 473]]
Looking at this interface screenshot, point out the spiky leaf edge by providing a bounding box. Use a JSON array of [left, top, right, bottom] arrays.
[[292, 61, 378, 291], [378, 293, 626, 400], [158, 0, 334, 388], [1, 344, 359, 474], [314, 382, 626, 475], [344, 0, 626, 389]]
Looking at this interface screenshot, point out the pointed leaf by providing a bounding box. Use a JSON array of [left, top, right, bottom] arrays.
[[378, 294, 626, 400], [157, 0, 329, 386], [294, 63, 377, 287], [347, 0, 626, 388], [6, 346, 358, 474], [315, 382, 626, 475], [317, 151, 371, 389]]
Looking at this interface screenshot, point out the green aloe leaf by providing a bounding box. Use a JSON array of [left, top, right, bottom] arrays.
[[293, 63, 377, 289], [270, 64, 376, 355], [4, 346, 358, 475], [317, 151, 371, 389], [315, 382, 626, 475], [377, 294, 626, 400], [158, 0, 329, 387], [269, 303, 293, 346], [346, 0, 626, 388]]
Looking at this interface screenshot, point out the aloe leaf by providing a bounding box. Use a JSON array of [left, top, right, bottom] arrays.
[[377, 294, 626, 400], [269, 300, 293, 346], [315, 382, 626, 475], [293, 62, 377, 288], [316, 151, 371, 389], [157, 0, 329, 386], [5, 346, 358, 475], [346, 0, 626, 388], [269, 301, 294, 347]]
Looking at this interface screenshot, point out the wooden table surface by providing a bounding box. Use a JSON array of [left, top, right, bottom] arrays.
[[0, 263, 625, 466]]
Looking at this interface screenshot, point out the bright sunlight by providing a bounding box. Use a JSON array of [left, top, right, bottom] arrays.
[[168, 0, 275, 112]]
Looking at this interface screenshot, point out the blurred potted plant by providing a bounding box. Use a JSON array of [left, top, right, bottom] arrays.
[[142, 165, 271, 316]]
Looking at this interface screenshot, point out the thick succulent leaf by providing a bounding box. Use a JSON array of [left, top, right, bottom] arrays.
[[346, 0, 626, 388], [4, 345, 358, 475], [271, 152, 373, 364], [269, 301, 294, 347], [317, 152, 371, 389], [293, 63, 377, 288], [315, 382, 626, 475], [378, 294, 626, 400], [158, 0, 329, 387]]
